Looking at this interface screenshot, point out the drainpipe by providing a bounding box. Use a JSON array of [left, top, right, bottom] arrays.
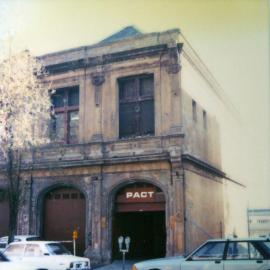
[[28, 166, 33, 234]]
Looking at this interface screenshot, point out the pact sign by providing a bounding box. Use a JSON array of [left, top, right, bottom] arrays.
[[126, 191, 155, 199]]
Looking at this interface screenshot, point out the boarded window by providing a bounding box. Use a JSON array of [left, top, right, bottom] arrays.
[[119, 74, 154, 138], [51, 86, 79, 144]]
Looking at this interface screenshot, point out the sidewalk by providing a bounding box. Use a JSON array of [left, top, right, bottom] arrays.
[[94, 260, 138, 270]]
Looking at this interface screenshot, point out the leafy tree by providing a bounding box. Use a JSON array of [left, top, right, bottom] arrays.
[[0, 49, 51, 242]]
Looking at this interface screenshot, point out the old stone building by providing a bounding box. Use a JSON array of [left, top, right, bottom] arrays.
[[0, 27, 225, 264]]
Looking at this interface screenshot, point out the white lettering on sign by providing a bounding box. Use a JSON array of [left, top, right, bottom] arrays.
[[141, 192, 147, 198], [126, 192, 133, 198], [125, 191, 155, 199]]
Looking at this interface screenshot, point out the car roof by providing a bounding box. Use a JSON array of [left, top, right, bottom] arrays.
[[207, 237, 270, 242], [8, 241, 61, 245], [0, 235, 39, 242]]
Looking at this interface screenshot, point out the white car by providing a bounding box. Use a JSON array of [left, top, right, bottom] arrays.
[[0, 251, 44, 270], [132, 237, 270, 270], [3, 241, 90, 270], [0, 235, 40, 252]]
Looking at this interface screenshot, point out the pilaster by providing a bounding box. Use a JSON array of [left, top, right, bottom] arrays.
[[91, 73, 105, 142], [169, 147, 185, 255], [85, 175, 102, 265]]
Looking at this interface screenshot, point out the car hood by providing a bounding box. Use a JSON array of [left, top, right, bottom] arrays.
[[135, 256, 185, 269]]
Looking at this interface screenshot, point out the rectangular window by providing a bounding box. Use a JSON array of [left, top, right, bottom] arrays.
[[192, 100, 197, 121], [203, 110, 207, 129], [118, 74, 154, 138], [191, 242, 226, 260], [226, 241, 263, 260], [24, 244, 43, 257], [50, 86, 79, 144]]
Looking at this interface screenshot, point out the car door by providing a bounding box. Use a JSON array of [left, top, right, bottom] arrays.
[[223, 241, 269, 270], [181, 241, 225, 270], [21, 243, 54, 269]]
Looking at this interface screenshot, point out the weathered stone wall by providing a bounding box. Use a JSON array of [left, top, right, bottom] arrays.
[[15, 160, 183, 264], [43, 54, 181, 142], [182, 90, 221, 169], [184, 165, 224, 253]]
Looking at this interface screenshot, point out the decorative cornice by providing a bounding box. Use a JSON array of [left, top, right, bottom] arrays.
[[181, 154, 225, 178], [45, 44, 183, 75], [182, 155, 245, 186], [17, 153, 170, 171]]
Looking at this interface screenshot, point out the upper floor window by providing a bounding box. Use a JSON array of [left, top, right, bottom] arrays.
[[118, 74, 155, 138], [50, 86, 79, 144]]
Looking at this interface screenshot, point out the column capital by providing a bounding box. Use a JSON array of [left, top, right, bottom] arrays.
[[91, 73, 105, 86], [167, 46, 181, 74]]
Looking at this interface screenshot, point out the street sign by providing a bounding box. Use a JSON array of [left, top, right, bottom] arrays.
[[73, 230, 78, 240]]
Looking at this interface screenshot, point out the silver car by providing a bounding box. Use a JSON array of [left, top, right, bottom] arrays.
[[132, 237, 270, 270]]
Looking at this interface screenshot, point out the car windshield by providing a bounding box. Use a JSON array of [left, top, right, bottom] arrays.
[[26, 237, 40, 241], [262, 241, 270, 254], [46, 243, 71, 255]]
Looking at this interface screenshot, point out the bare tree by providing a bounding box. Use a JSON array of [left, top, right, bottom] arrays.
[[0, 49, 51, 242]]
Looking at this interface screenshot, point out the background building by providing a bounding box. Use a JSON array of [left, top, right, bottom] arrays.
[[248, 209, 270, 237], [0, 27, 225, 265]]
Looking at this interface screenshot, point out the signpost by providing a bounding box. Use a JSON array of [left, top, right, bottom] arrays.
[[118, 236, 131, 270], [73, 230, 78, 256]]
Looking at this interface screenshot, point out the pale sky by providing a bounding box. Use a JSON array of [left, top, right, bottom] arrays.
[[0, 0, 269, 212]]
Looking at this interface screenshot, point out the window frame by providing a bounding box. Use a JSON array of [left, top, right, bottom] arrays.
[[24, 244, 43, 257], [192, 100, 197, 122], [118, 73, 155, 138], [51, 86, 79, 144], [187, 241, 227, 261], [186, 239, 270, 263], [224, 240, 270, 261]]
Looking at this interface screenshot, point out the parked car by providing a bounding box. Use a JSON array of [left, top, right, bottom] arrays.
[[0, 251, 45, 270], [132, 237, 270, 270], [0, 235, 40, 252], [3, 241, 90, 270]]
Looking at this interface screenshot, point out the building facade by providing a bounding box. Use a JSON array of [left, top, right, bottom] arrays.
[[0, 27, 225, 265]]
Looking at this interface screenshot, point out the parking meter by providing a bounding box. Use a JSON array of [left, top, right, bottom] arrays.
[[125, 237, 130, 251], [118, 236, 131, 270], [118, 236, 124, 250]]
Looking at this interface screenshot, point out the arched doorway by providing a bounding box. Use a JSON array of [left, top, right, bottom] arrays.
[[42, 187, 86, 256], [0, 189, 9, 237], [112, 182, 166, 260]]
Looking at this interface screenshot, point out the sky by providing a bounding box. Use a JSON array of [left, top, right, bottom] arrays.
[[0, 0, 269, 228]]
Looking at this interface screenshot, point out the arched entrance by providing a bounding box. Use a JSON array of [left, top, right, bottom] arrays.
[[112, 182, 166, 260], [42, 187, 86, 256], [0, 189, 9, 237]]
